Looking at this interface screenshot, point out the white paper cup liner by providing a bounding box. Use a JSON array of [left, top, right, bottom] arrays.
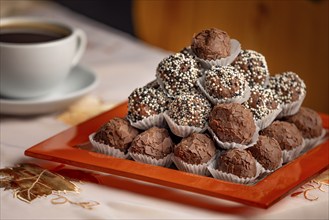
[[282, 140, 305, 164], [163, 112, 206, 137], [129, 152, 173, 167], [276, 92, 306, 119], [301, 129, 327, 154], [89, 133, 130, 159], [172, 154, 217, 176], [207, 154, 262, 185], [207, 125, 260, 150], [128, 113, 166, 130], [197, 76, 251, 105], [192, 39, 242, 69], [255, 107, 282, 130]]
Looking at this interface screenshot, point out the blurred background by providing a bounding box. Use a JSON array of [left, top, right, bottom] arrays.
[[1, 0, 328, 114]]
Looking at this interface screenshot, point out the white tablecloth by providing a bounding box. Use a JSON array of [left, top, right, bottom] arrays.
[[1, 2, 328, 219]]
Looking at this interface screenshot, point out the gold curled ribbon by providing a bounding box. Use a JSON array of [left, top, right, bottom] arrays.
[[51, 194, 100, 210]]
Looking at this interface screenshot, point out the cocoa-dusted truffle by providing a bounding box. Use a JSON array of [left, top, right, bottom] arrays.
[[93, 117, 139, 153], [243, 86, 279, 121], [209, 103, 256, 144], [127, 86, 168, 122], [217, 148, 257, 178], [247, 135, 282, 170], [174, 133, 216, 165], [284, 107, 323, 139], [231, 50, 269, 87], [204, 65, 247, 100], [260, 121, 303, 151], [167, 92, 212, 128], [130, 127, 173, 159], [267, 72, 306, 105], [156, 52, 201, 96], [191, 28, 231, 60]]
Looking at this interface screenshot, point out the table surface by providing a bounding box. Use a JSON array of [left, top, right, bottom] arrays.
[[1, 2, 328, 220]]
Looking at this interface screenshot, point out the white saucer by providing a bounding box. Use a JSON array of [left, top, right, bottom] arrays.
[[0, 65, 99, 115]]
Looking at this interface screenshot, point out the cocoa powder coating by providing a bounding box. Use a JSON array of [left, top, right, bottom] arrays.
[[260, 121, 303, 151], [130, 127, 173, 159], [247, 135, 282, 170], [93, 117, 139, 153], [174, 133, 216, 165], [209, 103, 256, 144], [191, 28, 231, 60], [218, 148, 257, 178], [284, 107, 322, 139]]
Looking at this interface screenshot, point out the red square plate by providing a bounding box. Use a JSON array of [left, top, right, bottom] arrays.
[[25, 102, 329, 208]]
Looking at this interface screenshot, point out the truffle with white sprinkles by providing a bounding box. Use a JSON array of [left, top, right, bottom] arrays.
[[156, 52, 201, 96], [127, 86, 168, 122], [267, 71, 306, 105], [243, 86, 279, 121], [231, 50, 269, 88], [204, 65, 247, 100], [167, 92, 212, 128]]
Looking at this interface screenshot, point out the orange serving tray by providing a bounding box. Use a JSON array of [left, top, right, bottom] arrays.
[[25, 102, 329, 209]]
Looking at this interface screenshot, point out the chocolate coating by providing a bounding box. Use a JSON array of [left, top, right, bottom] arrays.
[[127, 86, 168, 122], [243, 87, 279, 120], [156, 52, 201, 96], [218, 148, 257, 178], [130, 127, 173, 159], [267, 72, 306, 105], [284, 107, 323, 139], [174, 133, 216, 165], [209, 103, 256, 144], [191, 28, 231, 60], [204, 65, 247, 100], [231, 50, 269, 88], [260, 121, 303, 151], [168, 92, 212, 128], [93, 117, 139, 153], [247, 135, 282, 170]]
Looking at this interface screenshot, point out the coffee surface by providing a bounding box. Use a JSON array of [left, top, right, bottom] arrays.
[[0, 31, 65, 44]]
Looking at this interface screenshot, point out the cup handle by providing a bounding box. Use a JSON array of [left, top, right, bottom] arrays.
[[72, 29, 87, 66]]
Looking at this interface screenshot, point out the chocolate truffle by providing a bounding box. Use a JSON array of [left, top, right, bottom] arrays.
[[231, 50, 269, 87], [191, 28, 231, 60], [93, 117, 139, 153], [267, 72, 306, 105], [243, 86, 279, 121], [204, 65, 247, 100], [156, 52, 201, 96], [130, 127, 173, 159], [260, 121, 303, 151], [127, 86, 168, 122], [174, 133, 216, 165], [247, 135, 282, 170], [209, 103, 256, 144], [167, 92, 212, 128], [217, 148, 257, 178], [284, 107, 323, 139]]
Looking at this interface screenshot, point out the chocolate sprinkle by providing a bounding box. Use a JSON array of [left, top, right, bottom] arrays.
[[231, 50, 269, 88], [243, 86, 279, 120], [127, 86, 168, 122], [168, 92, 211, 128], [267, 72, 306, 105], [204, 65, 247, 100], [156, 52, 201, 97]]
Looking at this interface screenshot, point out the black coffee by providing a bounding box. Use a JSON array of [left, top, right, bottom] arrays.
[[0, 31, 65, 44]]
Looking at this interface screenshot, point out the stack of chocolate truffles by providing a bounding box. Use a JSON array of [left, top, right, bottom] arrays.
[[90, 27, 325, 184]]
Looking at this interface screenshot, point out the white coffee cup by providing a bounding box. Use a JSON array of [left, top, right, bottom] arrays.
[[0, 17, 87, 99]]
